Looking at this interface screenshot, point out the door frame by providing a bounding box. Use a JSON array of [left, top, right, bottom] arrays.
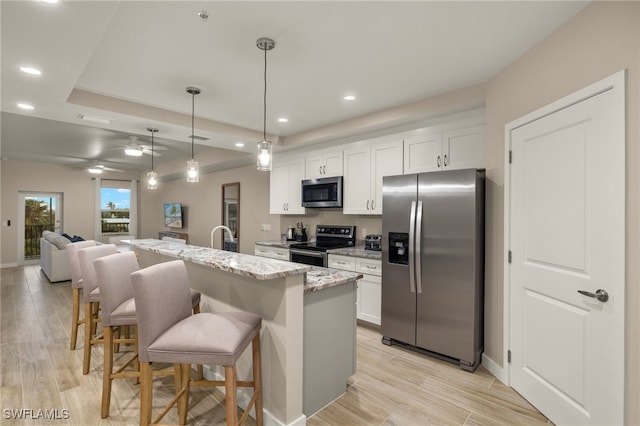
[[17, 191, 64, 265], [503, 69, 626, 388]]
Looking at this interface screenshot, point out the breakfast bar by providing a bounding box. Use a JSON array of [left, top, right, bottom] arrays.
[[127, 239, 362, 425]]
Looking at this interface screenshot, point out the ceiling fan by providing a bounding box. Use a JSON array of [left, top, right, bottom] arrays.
[[85, 161, 124, 174], [119, 135, 167, 157]]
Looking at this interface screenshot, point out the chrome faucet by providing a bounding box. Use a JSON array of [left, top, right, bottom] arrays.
[[210, 225, 235, 249]]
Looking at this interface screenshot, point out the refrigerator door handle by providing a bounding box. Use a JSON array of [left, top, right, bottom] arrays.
[[409, 200, 417, 294], [415, 200, 423, 294]]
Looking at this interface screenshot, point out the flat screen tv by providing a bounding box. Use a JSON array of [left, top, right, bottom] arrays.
[[164, 202, 183, 228]]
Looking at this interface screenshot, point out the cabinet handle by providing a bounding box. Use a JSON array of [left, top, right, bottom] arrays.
[[366, 200, 370, 210], [323, 165, 326, 174], [437, 155, 441, 167], [337, 261, 346, 265], [444, 154, 448, 167], [319, 166, 322, 175], [371, 200, 375, 210]]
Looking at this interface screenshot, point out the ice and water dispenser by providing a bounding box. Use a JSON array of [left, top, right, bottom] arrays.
[[388, 232, 409, 265]]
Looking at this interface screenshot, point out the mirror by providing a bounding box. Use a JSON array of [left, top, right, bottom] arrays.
[[222, 182, 240, 252]]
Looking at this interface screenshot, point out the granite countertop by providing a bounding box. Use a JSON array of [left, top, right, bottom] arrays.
[[127, 239, 361, 293], [254, 240, 298, 249], [256, 240, 383, 261], [327, 244, 382, 260]]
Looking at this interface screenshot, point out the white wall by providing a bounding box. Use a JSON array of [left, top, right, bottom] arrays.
[[139, 164, 279, 253], [484, 2, 639, 423]]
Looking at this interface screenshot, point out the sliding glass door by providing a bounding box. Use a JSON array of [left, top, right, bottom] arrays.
[[18, 192, 63, 264]]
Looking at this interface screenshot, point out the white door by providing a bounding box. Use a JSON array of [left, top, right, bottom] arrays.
[[507, 71, 625, 425]]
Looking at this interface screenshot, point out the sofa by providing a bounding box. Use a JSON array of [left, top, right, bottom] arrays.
[[40, 231, 71, 282]]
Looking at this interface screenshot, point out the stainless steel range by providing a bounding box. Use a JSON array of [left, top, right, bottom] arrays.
[[289, 225, 356, 267]]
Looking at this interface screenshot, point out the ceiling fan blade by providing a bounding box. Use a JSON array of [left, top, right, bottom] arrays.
[[140, 144, 167, 151], [142, 148, 162, 157]]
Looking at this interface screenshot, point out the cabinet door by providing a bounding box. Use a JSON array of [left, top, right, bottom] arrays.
[[305, 155, 324, 179], [343, 145, 372, 214], [323, 150, 343, 177], [443, 124, 484, 170], [370, 140, 403, 214], [358, 274, 381, 326], [403, 132, 442, 174], [269, 162, 289, 214], [286, 159, 307, 214]]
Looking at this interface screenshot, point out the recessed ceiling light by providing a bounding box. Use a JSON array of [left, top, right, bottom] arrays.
[[278, 118, 289, 123], [41, 0, 59, 3], [20, 66, 41, 76], [78, 114, 112, 124], [17, 103, 34, 110], [343, 95, 356, 101], [235, 142, 245, 148]]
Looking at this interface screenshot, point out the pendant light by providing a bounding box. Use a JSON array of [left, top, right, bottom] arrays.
[[256, 37, 275, 171], [186, 86, 201, 182], [146, 127, 158, 190]]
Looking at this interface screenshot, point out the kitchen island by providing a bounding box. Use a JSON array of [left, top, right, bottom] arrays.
[[127, 239, 362, 425]]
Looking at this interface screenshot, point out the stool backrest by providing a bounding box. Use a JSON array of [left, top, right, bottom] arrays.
[[130, 260, 192, 362], [94, 251, 140, 327], [67, 240, 98, 289], [77, 244, 118, 302]]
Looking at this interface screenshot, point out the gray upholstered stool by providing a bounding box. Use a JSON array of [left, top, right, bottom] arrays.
[[131, 260, 263, 426], [66, 240, 99, 350], [93, 251, 141, 419], [77, 244, 118, 374]]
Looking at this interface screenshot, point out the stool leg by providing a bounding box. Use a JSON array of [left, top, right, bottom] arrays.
[[70, 288, 81, 350], [82, 302, 93, 375], [177, 364, 190, 425], [252, 334, 263, 426], [224, 365, 238, 426], [101, 326, 113, 418], [193, 304, 204, 380], [140, 362, 153, 426]]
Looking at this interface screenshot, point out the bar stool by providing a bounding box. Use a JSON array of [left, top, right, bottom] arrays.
[[93, 251, 141, 419], [66, 240, 99, 350], [131, 260, 263, 426], [77, 244, 118, 374]]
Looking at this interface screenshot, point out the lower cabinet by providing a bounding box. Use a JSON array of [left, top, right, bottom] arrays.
[[254, 244, 290, 261], [328, 254, 381, 326]]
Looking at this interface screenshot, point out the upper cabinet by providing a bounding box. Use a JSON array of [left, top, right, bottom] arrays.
[[305, 149, 343, 179], [269, 156, 306, 215], [343, 138, 403, 215], [403, 121, 485, 174]]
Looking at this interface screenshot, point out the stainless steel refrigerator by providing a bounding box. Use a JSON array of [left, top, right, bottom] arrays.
[[381, 168, 484, 371]]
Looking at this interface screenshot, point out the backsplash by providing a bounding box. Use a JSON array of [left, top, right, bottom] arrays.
[[280, 209, 381, 242]]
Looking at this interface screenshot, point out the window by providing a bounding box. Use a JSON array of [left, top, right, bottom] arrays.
[[100, 186, 130, 234]]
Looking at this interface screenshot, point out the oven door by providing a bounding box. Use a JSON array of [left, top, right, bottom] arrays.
[[290, 248, 327, 267]]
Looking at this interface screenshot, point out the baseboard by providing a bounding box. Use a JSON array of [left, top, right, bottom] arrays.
[[0, 262, 19, 268], [482, 352, 508, 385], [201, 365, 306, 426]]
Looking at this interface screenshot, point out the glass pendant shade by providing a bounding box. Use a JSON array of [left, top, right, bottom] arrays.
[[187, 159, 199, 183], [147, 171, 158, 190], [257, 140, 272, 171]]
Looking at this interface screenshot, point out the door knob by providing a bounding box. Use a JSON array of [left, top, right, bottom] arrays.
[[578, 288, 609, 302]]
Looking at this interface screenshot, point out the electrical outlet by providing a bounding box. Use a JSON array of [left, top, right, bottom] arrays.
[[261, 224, 272, 231], [361, 228, 367, 237]]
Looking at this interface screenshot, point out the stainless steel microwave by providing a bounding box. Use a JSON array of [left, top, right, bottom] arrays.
[[301, 176, 343, 208]]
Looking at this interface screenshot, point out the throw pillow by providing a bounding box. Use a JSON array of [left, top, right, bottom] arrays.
[[62, 233, 73, 241], [71, 235, 85, 242]]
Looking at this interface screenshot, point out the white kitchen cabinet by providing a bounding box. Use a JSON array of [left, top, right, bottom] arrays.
[[328, 254, 382, 326], [403, 124, 485, 174], [305, 149, 343, 179], [343, 138, 403, 215], [269, 157, 306, 214], [254, 244, 290, 261]]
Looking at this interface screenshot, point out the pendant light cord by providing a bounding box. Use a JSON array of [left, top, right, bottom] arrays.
[[263, 45, 268, 141], [191, 92, 195, 160], [151, 131, 154, 171]]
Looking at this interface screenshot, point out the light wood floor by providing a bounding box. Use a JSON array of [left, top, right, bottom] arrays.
[[1, 265, 550, 425]]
